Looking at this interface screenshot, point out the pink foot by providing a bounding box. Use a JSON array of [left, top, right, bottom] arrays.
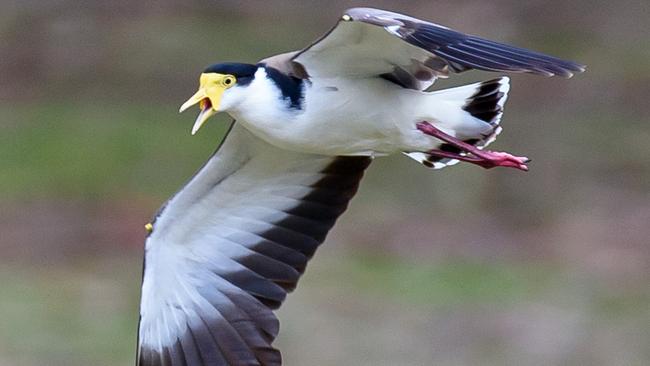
[[416, 121, 530, 172]]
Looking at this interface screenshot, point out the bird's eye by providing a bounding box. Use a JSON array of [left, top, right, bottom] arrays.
[[221, 76, 236, 87]]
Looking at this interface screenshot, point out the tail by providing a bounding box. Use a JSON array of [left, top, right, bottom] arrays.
[[404, 77, 510, 169]]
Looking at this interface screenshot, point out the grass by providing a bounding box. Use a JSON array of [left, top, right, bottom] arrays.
[[0, 254, 567, 366], [0, 101, 232, 201], [3, 252, 648, 366], [0, 259, 141, 366], [316, 254, 555, 308]]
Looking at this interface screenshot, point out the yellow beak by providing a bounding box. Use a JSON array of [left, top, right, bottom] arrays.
[[179, 73, 229, 135]]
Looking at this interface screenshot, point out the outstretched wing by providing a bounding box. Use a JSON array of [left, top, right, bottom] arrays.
[[292, 7, 585, 90], [137, 122, 371, 366]]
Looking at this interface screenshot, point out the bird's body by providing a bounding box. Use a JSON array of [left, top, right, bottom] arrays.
[[234, 70, 407, 156], [223, 65, 507, 160], [137, 7, 584, 365]]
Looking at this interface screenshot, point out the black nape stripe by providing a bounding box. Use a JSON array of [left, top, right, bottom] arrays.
[[259, 64, 305, 110]]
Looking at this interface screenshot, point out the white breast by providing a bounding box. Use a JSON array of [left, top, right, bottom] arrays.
[[232, 73, 412, 156]]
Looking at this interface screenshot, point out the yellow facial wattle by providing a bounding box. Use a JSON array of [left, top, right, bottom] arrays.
[[179, 73, 237, 135]]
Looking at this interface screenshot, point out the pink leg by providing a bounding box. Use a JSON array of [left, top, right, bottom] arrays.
[[416, 121, 530, 171]]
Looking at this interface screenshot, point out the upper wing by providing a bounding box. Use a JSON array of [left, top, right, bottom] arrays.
[[137, 122, 371, 366], [291, 7, 585, 90]]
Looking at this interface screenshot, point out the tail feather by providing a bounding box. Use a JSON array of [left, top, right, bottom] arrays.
[[405, 77, 509, 169], [462, 77, 509, 126]]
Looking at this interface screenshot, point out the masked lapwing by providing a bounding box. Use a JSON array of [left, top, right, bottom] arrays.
[[137, 7, 584, 366]]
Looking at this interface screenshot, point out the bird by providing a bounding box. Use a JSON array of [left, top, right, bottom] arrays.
[[136, 7, 584, 366]]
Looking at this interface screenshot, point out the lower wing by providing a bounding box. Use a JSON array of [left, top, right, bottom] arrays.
[[137, 122, 371, 365]]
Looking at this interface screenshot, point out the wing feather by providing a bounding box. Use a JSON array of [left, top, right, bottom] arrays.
[[291, 7, 584, 90], [137, 122, 371, 366]]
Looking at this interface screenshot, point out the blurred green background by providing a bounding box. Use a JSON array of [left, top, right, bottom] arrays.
[[1, 1, 649, 365]]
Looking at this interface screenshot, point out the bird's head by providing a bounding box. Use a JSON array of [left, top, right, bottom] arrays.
[[180, 62, 258, 135]]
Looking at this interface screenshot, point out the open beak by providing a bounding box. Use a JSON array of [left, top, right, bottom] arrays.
[[179, 90, 216, 135], [179, 73, 228, 135]]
